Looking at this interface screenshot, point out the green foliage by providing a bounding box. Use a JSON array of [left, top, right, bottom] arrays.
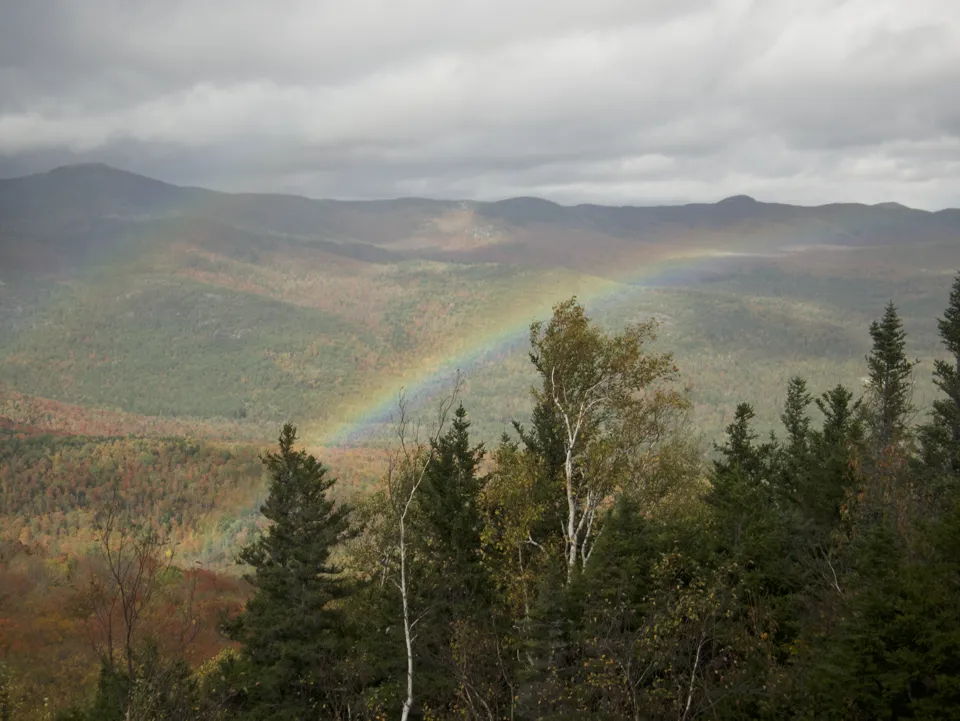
[[55, 643, 221, 721], [221, 424, 356, 719], [0, 278, 371, 424], [864, 301, 920, 446], [712, 402, 777, 481], [410, 404, 507, 716], [12, 281, 960, 719], [800, 502, 960, 720], [418, 403, 487, 594], [919, 271, 960, 481], [805, 384, 864, 529]]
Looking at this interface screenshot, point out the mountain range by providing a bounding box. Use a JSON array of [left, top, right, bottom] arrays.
[[1, 163, 958, 456]]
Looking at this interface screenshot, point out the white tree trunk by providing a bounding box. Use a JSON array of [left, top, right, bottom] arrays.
[[389, 376, 461, 721], [400, 516, 414, 721], [564, 445, 577, 585]]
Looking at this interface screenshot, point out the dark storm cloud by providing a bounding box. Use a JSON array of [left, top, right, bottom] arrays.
[[1, 0, 958, 208]]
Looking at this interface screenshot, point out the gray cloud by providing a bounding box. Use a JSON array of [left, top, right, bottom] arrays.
[[1, 0, 958, 208]]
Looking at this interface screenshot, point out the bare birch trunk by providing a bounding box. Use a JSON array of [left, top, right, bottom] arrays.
[[400, 515, 414, 721], [388, 374, 462, 721], [564, 446, 577, 585]]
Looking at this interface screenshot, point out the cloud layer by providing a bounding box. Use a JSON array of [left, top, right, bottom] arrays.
[[1, 0, 958, 207]]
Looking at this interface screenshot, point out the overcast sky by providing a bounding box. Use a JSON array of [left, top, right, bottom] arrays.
[[1, 0, 958, 208]]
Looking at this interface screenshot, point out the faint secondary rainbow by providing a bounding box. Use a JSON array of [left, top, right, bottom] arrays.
[[309, 243, 765, 447]]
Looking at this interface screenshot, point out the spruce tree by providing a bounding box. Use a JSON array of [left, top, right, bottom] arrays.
[[816, 384, 863, 449], [919, 272, 960, 477], [806, 384, 863, 529], [222, 424, 354, 720], [413, 404, 494, 714], [510, 396, 569, 560], [709, 401, 801, 716], [710, 403, 781, 552], [565, 495, 660, 719], [804, 499, 960, 718], [777, 377, 814, 505], [781, 376, 813, 457], [864, 301, 918, 447], [713, 403, 775, 480], [419, 403, 486, 590]]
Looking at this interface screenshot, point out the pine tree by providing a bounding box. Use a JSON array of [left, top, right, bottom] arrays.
[[816, 384, 863, 449], [919, 272, 960, 478], [413, 404, 492, 712], [222, 424, 354, 720], [781, 376, 813, 457], [564, 495, 660, 720], [708, 401, 801, 718], [710, 403, 781, 553], [805, 384, 863, 529], [713, 403, 775, 480], [804, 499, 960, 718], [864, 301, 919, 447], [776, 377, 814, 505], [419, 403, 486, 592], [510, 395, 573, 558]]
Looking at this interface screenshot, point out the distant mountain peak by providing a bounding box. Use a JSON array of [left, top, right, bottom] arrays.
[[874, 201, 908, 209], [717, 194, 758, 205], [38, 162, 167, 186], [47, 162, 119, 174], [496, 196, 561, 207]]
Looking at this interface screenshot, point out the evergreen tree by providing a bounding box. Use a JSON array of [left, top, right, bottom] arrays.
[[564, 495, 661, 719], [222, 424, 355, 720], [781, 376, 814, 457], [776, 377, 814, 506], [419, 403, 486, 595], [412, 404, 494, 714], [510, 395, 574, 569], [710, 403, 788, 566], [864, 301, 919, 447], [713, 402, 776, 481], [512, 395, 567, 486], [804, 384, 863, 530], [816, 384, 863, 449], [919, 272, 960, 478], [705, 402, 802, 719], [803, 499, 960, 719]]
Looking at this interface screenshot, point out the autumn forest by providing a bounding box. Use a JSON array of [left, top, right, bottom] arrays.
[[3, 166, 960, 719], [5, 282, 960, 719]]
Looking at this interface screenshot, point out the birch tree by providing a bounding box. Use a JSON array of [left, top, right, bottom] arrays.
[[382, 374, 462, 721], [528, 297, 688, 584]]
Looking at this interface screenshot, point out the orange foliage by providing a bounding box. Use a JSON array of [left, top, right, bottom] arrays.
[[0, 542, 248, 719]]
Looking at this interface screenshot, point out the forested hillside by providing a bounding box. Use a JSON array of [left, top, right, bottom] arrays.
[[3, 0, 957, 713], [4, 279, 960, 719], [1, 164, 957, 452], [2, 166, 960, 717]]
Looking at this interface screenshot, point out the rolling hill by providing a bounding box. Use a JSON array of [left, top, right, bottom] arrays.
[[1, 163, 959, 557], [2, 164, 958, 441]]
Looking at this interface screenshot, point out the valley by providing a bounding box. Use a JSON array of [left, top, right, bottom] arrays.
[[1, 164, 958, 717], [1, 166, 956, 558]]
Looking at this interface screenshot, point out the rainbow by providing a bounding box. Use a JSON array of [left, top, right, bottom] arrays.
[[307, 242, 774, 447]]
